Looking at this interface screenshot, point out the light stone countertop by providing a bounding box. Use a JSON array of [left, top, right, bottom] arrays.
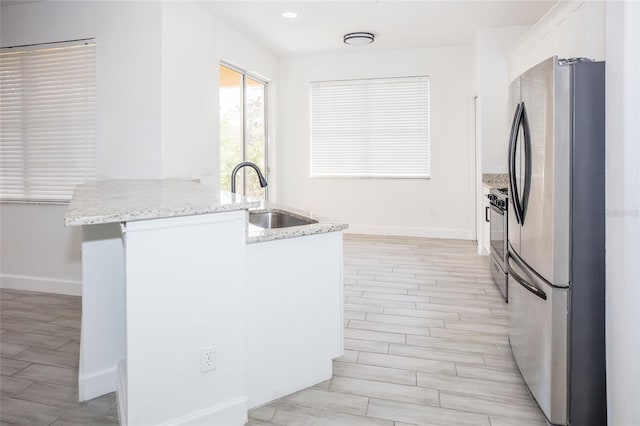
[[64, 179, 260, 226], [482, 173, 509, 189], [246, 201, 348, 244], [64, 179, 348, 243]]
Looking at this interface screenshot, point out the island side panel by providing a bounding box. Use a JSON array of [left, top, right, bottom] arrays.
[[246, 231, 344, 408], [79, 223, 126, 401], [123, 211, 248, 426]]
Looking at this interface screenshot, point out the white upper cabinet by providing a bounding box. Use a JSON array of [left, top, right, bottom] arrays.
[[510, 1, 606, 80]]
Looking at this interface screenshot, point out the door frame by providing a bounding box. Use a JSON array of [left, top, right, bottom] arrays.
[[220, 61, 270, 199]]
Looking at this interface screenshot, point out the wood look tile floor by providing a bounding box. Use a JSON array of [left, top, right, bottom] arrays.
[[0, 234, 547, 426]]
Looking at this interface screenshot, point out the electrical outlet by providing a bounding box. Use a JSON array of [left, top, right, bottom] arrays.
[[201, 345, 216, 373]]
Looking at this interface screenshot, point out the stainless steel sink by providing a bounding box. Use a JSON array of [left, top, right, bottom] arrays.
[[249, 209, 317, 229]]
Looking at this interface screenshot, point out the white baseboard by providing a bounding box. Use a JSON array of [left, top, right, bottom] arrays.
[[113, 360, 246, 426], [0, 273, 81, 296], [345, 224, 473, 240], [163, 396, 248, 426], [477, 244, 490, 256], [79, 365, 117, 401]]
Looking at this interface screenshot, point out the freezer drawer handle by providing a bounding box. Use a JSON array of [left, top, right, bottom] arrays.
[[507, 253, 547, 300]]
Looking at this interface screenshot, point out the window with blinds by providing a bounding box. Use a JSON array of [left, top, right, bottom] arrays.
[[310, 76, 430, 178], [0, 39, 96, 202]]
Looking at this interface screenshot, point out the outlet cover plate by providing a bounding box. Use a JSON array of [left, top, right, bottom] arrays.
[[201, 345, 216, 373]]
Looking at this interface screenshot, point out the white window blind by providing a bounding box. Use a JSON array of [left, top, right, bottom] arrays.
[[0, 39, 96, 202], [310, 76, 430, 178]]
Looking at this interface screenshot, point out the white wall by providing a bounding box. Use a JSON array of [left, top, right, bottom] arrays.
[[0, 1, 278, 294], [277, 46, 474, 239], [474, 26, 530, 173], [0, 204, 82, 294], [605, 2, 640, 424], [161, 2, 218, 187], [0, 1, 163, 295], [472, 25, 529, 249], [0, 1, 164, 179], [160, 2, 278, 190]]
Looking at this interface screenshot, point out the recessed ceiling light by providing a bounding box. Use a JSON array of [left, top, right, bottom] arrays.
[[343, 32, 375, 46], [282, 12, 297, 18]]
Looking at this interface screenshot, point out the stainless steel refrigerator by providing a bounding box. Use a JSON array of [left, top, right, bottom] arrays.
[[507, 57, 606, 426]]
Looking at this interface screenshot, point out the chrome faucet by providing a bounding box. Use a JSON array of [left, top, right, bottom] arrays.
[[230, 162, 268, 194]]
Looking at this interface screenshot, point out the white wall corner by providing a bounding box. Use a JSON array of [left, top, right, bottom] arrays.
[[605, 2, 640, 425]]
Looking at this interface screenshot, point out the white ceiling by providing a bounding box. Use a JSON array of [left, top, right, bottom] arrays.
[[200, 1, 556, 57]]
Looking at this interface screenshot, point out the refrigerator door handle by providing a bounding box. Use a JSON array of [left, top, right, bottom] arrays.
[[508, 103, 519, 223], [507, 251, 547, 300], [520, 102, 533, 224], [508, 103, 524, 224]]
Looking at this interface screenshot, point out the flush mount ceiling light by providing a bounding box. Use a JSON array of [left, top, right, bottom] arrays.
[[282, 12, 298, 18], [343, 32, 375, 46]]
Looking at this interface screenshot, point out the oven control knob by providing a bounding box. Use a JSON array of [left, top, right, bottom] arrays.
[[497, 199, 506, 209], [488, 194, 497, 202]]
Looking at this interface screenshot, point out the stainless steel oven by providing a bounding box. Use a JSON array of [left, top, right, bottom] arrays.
[[488, 188, 508, 301]]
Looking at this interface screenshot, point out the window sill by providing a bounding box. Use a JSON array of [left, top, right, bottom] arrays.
[[0, 199, 70, 206], [310, 176, 431, 180]]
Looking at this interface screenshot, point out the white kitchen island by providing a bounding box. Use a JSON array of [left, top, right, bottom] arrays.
[[64, 179, 346, 426]]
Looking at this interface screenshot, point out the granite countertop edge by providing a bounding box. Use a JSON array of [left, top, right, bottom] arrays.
[[63, 179, 348, 242], [64, 202, 261, 227], [482, 173, 509, 189], [63, 179, 261, 227]]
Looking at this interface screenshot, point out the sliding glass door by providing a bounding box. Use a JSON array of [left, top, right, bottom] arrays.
[[219, 63, 267, 199]]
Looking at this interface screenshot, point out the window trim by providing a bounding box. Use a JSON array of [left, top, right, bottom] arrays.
[[219, 61, 270, 199]]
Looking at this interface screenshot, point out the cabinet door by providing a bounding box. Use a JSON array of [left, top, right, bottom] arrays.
[[509, 1, 606, 80]]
